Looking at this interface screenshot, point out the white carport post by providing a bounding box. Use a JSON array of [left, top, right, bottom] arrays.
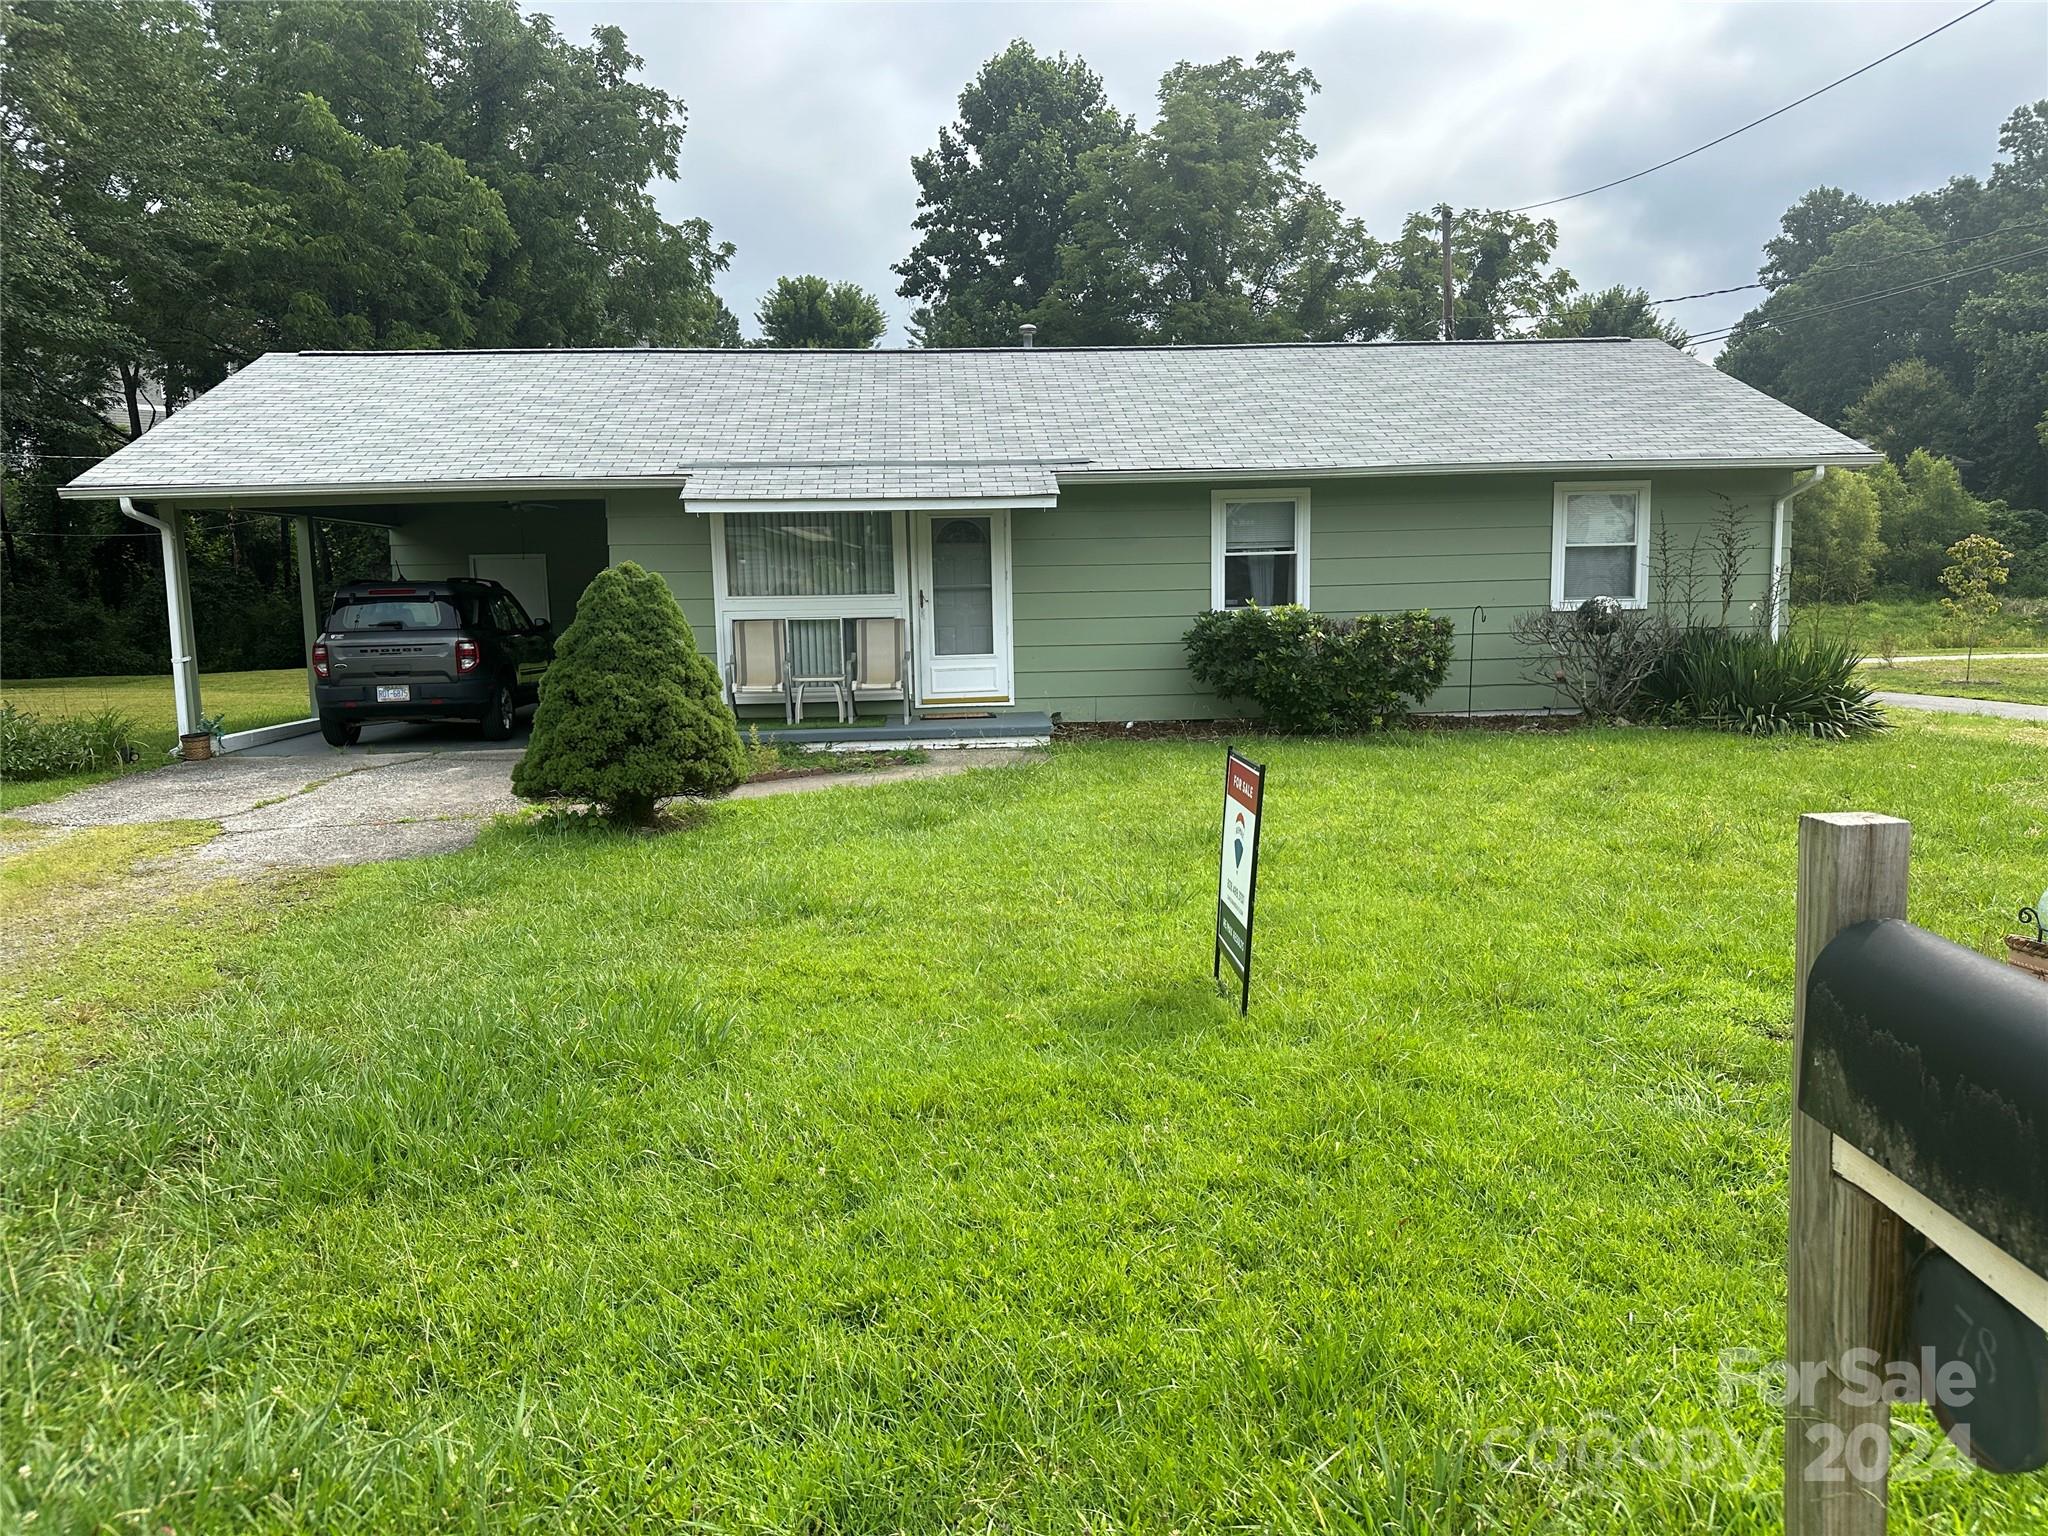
[[291, 514, 320, 714], [120, 497, 202, 737]]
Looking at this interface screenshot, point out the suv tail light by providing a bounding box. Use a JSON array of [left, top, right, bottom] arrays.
[[455, 637, 480, 675], [311, 642, 329, 680]]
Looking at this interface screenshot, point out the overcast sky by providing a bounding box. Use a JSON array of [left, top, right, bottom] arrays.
[[542, 0, 2047, 352]]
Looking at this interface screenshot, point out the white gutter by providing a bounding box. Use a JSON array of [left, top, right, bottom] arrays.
[[1770, 466, 1826, 641], [121, 496, 203, 737]]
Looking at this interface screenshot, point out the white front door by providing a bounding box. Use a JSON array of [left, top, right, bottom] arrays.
[[912, 510, 1012, 705], [470, 553, 550, 622]]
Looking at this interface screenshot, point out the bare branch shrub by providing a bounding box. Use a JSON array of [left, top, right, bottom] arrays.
[[1512, 598, 1673, 722]]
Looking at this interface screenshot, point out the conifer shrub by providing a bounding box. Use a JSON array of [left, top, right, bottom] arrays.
[[511, 562, 744, 823]]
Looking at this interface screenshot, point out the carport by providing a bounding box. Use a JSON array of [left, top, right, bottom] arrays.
[[88, 492, 608, 751]]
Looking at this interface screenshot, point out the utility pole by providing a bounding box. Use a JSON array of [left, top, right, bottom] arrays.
[[1437, 204, 1455, 342]]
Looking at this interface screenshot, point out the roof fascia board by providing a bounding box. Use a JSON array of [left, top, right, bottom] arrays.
[[1055, 455, 1879, 486], [56, 476, 691, 503], [683, 494, 1059, 514]]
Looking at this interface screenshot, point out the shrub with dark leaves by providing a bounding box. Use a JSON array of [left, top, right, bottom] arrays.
[[1184, 605, 1455, 732]]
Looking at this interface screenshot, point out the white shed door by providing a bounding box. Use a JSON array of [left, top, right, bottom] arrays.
[[469, 553, 550, 623]]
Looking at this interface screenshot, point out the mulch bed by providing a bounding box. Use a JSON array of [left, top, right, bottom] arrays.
[[1053, 712, 1580, 743]]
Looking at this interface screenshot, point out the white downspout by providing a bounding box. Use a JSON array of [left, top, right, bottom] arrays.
[[121, 496, 202, 737], [1770, 466, 1825, 642]]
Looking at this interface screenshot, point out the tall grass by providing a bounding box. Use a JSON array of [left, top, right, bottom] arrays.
[[0, 702, 140, 779]]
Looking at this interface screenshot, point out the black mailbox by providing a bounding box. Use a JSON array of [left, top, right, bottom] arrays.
[[1801, 918, 2048, 1277]]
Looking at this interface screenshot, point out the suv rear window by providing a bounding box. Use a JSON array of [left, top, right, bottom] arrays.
[[329, 598, 459, 631]]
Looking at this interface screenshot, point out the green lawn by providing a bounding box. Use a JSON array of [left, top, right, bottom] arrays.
[[1, 666, 310, 748], [4, 720, 2046, 1531], [0, 668, 311, 809], [1795, 593, 2048, 654], [1863, 656, 2048, 706]]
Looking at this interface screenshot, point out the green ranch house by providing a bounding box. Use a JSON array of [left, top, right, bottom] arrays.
[[60, 339, 1878, 748]]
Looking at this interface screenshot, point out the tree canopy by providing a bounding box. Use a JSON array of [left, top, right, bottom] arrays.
[[756, 277, 889, 349], [1536, 285, 1690, 348], [1720, 102, 2048, 509], [3, 0, 739, 679], [893, 40, 1130, 347]]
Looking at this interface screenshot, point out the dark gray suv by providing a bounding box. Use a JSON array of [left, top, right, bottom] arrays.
[[312, 577, 552, 746]]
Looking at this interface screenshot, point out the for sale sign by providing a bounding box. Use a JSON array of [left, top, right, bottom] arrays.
[[1215, 748, 1266, 1012]]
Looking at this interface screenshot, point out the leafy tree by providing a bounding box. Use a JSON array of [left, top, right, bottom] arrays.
[[1937, 533, 2013, 678], [1761, 187, 1874, 288], [1842, 357, 1970, 463], [894, 41, 1129, 346], [3, 0, 740, 680], [427, 2, 736, 347], [756, 276, 888, 349], [1953, 269, 2048, 507], [2, 0, 253, 433], [1372, 208, 1574, 340], [1720, 102, 2048, 505], [1789, 468, 1885, 603], [1879, 450, 1990, 589], [512, 562, 744, 823], [226, 93, 513, 353], [1536, 285, 1689, 347], [1037, 52, 1389, 343]]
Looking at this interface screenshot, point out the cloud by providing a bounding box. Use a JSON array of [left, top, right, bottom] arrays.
[[545, 0, 2048, 350]]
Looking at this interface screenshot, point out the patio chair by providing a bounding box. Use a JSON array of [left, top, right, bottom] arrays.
[[784, 617, 852, 724], [725, 618, 787, 715], [848, 616, 912, 725]]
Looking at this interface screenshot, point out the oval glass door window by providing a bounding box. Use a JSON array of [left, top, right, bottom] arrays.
[[932, 517, 995, 655]]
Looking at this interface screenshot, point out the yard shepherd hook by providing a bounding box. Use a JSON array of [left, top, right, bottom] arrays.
[[1466, 605, 1487, 717]]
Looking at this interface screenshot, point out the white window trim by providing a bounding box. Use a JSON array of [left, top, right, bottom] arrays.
[[1210, 487, 1311, 610], [1551, 480, 1652, 611], [709, 510, 913, 688]]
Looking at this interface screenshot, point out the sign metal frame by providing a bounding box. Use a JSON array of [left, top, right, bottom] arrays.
[[1214, 747, 1266, 1014]]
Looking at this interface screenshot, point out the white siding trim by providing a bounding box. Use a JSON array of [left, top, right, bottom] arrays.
[[1551, 479, 1652, 610], [708, 511, 914, 690], [1209, 487, 1311, 611]]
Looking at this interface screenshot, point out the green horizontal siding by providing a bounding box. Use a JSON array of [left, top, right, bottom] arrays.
[[1011, 485, 1212, 722], [1012, 469, 1795, 721], [588, 471, 1790, 722], [606, 490, 714, 637]]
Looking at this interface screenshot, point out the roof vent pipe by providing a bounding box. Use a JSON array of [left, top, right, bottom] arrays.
[[1019, 324, 1036, 348]]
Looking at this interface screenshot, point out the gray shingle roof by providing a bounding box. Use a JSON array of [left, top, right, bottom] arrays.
[[60, 340, 1877, 502]]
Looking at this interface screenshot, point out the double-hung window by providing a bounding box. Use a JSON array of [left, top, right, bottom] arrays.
[[1212, 490, 1310, 609], [1552, 481, 1650, 608]]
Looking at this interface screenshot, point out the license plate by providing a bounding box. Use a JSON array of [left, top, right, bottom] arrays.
[[376, 685, 411, 703]]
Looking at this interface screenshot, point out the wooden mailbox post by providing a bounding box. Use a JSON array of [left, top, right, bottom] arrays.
[[1788, 812, 2048, 1533]]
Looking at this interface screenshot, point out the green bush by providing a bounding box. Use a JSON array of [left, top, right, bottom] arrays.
[[0, 703, 140, 779], [1640, 629, 1886, 740], [1183, 605, 1455, 732], [511, 562, 745, 823]]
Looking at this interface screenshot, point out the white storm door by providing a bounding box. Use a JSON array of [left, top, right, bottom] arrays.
[[469, 553, 550, 622], [913, 510, 1012, 704]]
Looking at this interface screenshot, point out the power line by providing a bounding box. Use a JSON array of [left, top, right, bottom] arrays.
[[1649, 216, 2048, 305], [1508, 0, 2001, 214], [1684, 241, 2048, 346]]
